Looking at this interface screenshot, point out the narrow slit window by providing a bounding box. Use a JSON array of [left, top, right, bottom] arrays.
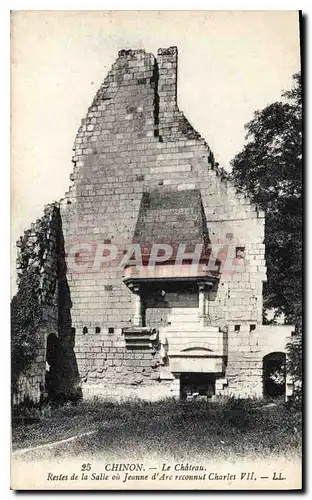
[[235, 246, 245, 259], [235, 325, 240, 332]]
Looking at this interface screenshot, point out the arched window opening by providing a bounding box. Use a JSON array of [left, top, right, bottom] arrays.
[[263, 352, 286, 398]]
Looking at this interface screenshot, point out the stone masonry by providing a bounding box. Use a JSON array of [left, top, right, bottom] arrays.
[[12, 47, 294, 405]]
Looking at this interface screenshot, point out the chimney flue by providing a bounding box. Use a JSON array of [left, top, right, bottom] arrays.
[[156, 47, 178, 138]]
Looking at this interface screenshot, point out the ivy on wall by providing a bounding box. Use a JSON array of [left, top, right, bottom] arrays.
[[11, 204, 60, 390], [11, 270, 42, 388]]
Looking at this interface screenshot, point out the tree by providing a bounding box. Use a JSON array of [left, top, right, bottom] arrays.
[[230, 73, 302, 402], [230, 73, 302, 328]]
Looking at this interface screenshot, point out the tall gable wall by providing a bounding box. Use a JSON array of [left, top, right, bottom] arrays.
[[13, 47, 271, 401], [58, 47, 266, 396]]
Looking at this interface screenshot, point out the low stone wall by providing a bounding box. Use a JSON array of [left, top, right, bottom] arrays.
[[74, 328, 162, 389], [225, 324, 294, 398]]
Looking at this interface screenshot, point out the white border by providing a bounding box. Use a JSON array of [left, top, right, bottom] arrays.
[[2, 3, 310, 498]]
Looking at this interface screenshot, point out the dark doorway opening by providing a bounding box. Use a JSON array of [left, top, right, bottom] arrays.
[[180, 372, 216, 400], [263, 352, 286, 397], [45, 333, 61, 402]]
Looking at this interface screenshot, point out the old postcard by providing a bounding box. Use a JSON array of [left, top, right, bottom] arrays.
[[10, 10, 302, 490]]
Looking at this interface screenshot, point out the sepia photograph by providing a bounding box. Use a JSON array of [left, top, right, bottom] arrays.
[[10, 10, 302, 490]]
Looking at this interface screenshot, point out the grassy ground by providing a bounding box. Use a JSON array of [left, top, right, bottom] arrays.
[[12, 397, 302, 462]]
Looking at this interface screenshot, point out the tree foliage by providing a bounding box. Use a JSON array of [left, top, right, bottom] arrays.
[[230, 73, 302, 327], [230, 73, 302, 397], [286, 333, 302, 400]]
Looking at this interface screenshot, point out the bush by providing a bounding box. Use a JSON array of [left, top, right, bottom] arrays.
[[286, 331, 303, 407]]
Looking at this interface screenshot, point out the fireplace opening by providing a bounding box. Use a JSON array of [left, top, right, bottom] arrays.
[[180, 372, 216, 400]]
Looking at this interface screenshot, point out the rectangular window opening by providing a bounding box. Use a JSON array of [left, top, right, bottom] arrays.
[[235, 246, 245, 259]]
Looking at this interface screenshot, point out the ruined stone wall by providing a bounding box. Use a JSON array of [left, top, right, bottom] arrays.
[[12, 204, 60, 405], [12, 333, 46, 406], [12, 204, 81, 405], [225, 324, 294, 398], [57, 47, 266, 398]]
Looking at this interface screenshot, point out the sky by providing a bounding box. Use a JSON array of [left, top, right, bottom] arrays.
[[10, 10, 301, 294]]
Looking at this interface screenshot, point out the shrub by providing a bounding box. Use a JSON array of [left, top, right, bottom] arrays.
[[286, 332, 303, 409]]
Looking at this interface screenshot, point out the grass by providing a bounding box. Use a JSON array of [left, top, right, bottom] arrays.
[[11, 397, 302, 462]]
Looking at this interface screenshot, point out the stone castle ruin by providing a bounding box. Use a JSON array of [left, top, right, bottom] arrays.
[[12, 47, 294, 405]]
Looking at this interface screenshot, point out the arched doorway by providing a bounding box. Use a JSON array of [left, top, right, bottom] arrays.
[[263, 352, 286, 397]]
